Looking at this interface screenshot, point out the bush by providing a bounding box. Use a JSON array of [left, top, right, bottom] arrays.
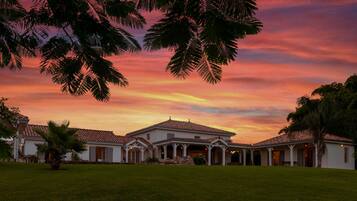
[[145, 157, 160, 164], [193, 155, 206, 165], [72, 152, 80, 162]]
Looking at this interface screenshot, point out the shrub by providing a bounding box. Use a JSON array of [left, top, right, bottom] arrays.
[[145, 157, 160, 164], [193, 155, 206, 165]]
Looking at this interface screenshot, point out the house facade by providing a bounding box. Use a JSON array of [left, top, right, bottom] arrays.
[[12, 118, 356, 170]]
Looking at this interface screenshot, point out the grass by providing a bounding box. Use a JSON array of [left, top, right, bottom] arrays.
[[1, 163, 357, 201]]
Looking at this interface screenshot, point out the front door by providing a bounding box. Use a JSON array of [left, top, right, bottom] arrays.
[[95, 147, 105, 162]]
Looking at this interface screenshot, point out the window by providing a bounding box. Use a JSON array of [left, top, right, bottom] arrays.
[[167, 133, 175, 139], [194, 136, 201, 139], [96, 147, 106, 162], [146, 133, 150, 140], [344, 147, 349, 163]]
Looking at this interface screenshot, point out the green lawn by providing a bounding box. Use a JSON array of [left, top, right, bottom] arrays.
[[1, 163, 357, 201]]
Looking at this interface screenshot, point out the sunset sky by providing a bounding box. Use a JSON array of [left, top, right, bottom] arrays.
[[1, 0, 357, 143]]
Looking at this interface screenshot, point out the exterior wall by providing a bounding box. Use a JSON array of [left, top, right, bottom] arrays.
[[23, 140, 44, 156], [260, 150, 268, 166], [135, 129, 231, 143], [22, 139, 122, 163], [81, 144, 122, 163], [322, 143, 355, 170]]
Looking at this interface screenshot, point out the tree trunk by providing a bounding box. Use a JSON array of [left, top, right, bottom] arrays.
[[317, 140, 324, 168]]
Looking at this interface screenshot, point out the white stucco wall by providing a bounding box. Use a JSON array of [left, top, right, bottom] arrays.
[[135, 129, 231, 143], [23, 139, 122, 163], [24, 140, 44, 156], [322, 143, 355, 170], [79, 144, 122, 163]]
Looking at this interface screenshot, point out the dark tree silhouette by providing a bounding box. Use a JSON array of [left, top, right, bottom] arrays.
[[35, 121, 86, 170], [0, 98, 19, 159], [0, 0, 262, 101], [280, 75, 357, 167]]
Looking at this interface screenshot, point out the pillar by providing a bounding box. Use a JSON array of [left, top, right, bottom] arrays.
[[173, 143, 177, 159], [268, 148, 273, 166], [125, 147, 129, 163], [314, 144, 318, 168], [289, 145, 295, 167], [163, 145, 167, 160], [131, 148, 137, 163], [222, 147, 226, 166], [183, 144, 187, 157], [153, 146, 158, 159], [250, 149, 254, 165], [13, 130, 19, 161], [243, 149, 247, 166], [140, 148, 145, 162], [208, 146, 212, 166]]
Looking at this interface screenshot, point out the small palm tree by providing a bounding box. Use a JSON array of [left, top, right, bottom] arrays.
[[35, 121, 86, 170]]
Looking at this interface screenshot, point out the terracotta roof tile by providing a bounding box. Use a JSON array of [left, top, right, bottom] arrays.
[[254, 131, 352, 147], [22, 125, 125, 144], [126, 119, 235, 136]]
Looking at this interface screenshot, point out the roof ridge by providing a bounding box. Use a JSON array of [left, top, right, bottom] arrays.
[[28, 124, 114, 133]]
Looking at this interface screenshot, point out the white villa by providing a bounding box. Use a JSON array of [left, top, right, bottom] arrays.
[[12, 116, 356, 170]]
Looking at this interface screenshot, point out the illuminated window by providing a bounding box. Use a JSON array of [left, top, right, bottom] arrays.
[[344, 147, 349, 163]]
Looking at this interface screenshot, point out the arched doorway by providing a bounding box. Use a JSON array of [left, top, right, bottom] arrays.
[[211, 147, 223, 165], [128, 148, 140, 163]]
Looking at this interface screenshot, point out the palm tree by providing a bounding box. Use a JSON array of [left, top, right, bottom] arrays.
[[280, 96, 339, 167], [143, 0, 262, 84], [35, 121, 86, 170], [280, 75, 357, 167]]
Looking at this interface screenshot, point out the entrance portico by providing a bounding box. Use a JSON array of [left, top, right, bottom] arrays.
[[154, 137, 250, 166], [124, 138, 150, 163]]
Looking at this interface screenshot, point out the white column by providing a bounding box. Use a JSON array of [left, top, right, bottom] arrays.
[[163, 145, 167, 160], [125, 147, 129, 163], [222, 147, 226, 166], [183, 144, 187, 157], [153, 146, 157, 158], [314, 143, 318, 168], [243, 149, 247, 166], [268, 148, 273, 166], [13, 130, 19, 161], [132, 149, 138, 163], [208, 146, 212, 166], [289, 145, 295, 167], [250, 149, 254, 165], [140, 148, 145, 162], [173, 143, 177, 159]]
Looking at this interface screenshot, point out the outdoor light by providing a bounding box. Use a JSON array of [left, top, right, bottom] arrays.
[[340, 144, 344, 148]]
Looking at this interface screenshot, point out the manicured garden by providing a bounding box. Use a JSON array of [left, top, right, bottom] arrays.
[[1, 163, 357, 201]]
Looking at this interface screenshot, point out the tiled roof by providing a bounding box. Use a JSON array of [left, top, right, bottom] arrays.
[[126, 119, 235, 136], [254, 131, 353, 147], [22, 124, 125, 144]]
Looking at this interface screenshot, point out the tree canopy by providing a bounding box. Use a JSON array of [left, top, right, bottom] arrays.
[[0, 0, 262, 101], [0, 98, 19, 159], [280, 74, 357, 167]]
